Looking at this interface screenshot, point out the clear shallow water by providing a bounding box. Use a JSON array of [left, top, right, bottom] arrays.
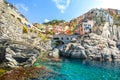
[[34, 59, 120, 80]]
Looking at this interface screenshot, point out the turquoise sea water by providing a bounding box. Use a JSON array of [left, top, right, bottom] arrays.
[[34, 59, 120, 80]]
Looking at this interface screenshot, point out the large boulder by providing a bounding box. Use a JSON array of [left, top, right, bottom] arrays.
[[101, 48, 112, 61], [0, 39, 40, 68], [49, 48, 59, 58], [71, 50, 87, 59]]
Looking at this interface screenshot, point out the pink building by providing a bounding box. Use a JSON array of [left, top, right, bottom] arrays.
[[107, 8, 117, 15]]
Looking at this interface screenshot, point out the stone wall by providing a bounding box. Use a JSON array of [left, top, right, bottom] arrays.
[[0, 2, 23, 40]]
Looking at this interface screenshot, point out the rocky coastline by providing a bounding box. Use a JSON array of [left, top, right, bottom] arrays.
[[56, 33, 120, 61], [50, 23, 120, 61], [1, 0, 120, 80], [0, 39, 41, 68], [0, 0, 52, 68]]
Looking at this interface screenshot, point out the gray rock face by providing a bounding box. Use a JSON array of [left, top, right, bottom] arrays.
[[0, 2, 23, 40], [0, 39, 40, 68], [80, 9, 120, 42], [0, 45, 6, 62], [0, 1, 53, 68], [92, 21, 120, 42], [60, 33, 120, 61], [71, 50, 87, 59], [49, 48, 59, 58]]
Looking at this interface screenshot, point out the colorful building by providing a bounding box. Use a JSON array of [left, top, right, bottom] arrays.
[[74, 24, 84, 35], [53, 25, 65, 35], [52, 23, 72, 35], [74, 20, 94, 35], [107, 8, 118, 15]]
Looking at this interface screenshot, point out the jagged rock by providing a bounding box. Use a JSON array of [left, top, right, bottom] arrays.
[[49, 48, 59, 58], [5, 53, 18, 68], [111, 50, 118, 59], [0, 1, 53, 68], [101, 48, 112, 61], [117, 42, 120, 50], [71, 50, 87, 59], [60, 33, 120, 61], [0, 39, 40, 68], [0, 45, 6, 62]]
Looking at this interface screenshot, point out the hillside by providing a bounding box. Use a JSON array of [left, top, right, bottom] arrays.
[[51, 8, 120, 61], [42, 8, 120, 40], [69, 8, 120, 41]]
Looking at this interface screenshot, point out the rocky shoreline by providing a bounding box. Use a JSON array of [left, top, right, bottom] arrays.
[[0, 0, 52, 68], [0, 0, 120, 79], [51, 33, 120, 61], [0, 66, 58, 80], [0, 39, 41, 68]]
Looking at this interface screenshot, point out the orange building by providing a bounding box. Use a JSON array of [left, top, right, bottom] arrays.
[[52, 23, 72, 35], [52, 25, 65, 35]]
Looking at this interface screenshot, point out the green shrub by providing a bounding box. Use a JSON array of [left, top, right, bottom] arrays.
[[23, 26, 28, 33]]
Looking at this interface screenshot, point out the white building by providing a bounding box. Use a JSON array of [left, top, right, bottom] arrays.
[[52, 34, 79, 44], [83, 20, 95, 33]]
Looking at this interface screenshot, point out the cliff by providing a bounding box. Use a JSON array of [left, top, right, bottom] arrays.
[[0, 0, 51, 68], [70, 8, 120, 42], [52, 8, 120, 61]]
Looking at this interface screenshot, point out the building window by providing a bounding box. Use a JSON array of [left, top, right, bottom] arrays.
[[91, 11, 93, 14], [76, 51, 79, 52], [11, 14, 15, 18], [84, 24, 87, 26], [67, 38, 69, 40], [17, 17, 22, 23], [61, 37, 63, 40], [96, 13, 97, 15], [53, 38, 59, 40], [81, 28, 83, 31], [88, 25, 91, 28]]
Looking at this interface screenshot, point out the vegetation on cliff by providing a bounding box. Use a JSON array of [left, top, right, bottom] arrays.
[[43, 19, 66, 25]]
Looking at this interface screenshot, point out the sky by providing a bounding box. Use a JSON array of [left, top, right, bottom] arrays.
[[6, 0, 120, 23]]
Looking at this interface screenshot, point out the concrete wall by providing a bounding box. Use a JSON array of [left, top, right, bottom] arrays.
[[53, 35, 78, 44]]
